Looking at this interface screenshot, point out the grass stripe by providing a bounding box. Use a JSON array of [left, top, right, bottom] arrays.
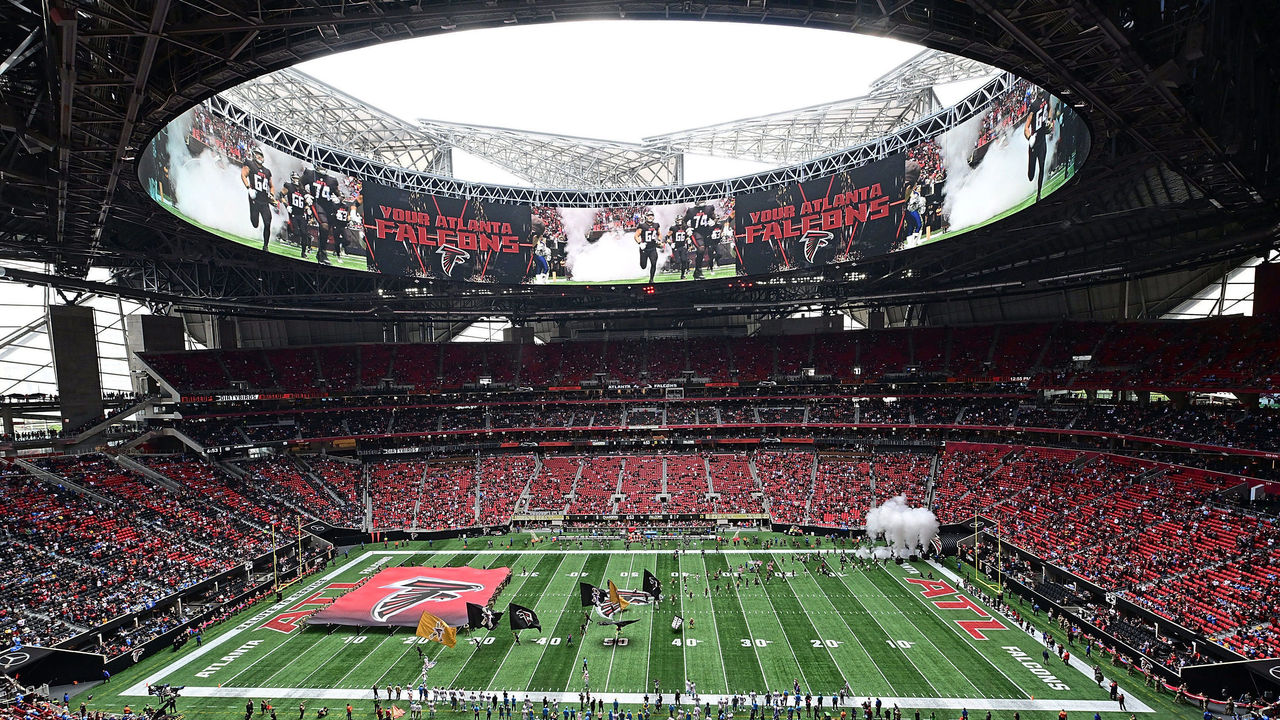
[[869, 564, 1025, 699], [701, 554, 767, 694], [748, 553, 849, 696], [456, 553, 571, 691], [645, 552, 687, 698], [804, 563, 934, 697]]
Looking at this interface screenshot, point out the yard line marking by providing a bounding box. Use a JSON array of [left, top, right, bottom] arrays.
[[519, 553, 589, 692], [791, 562, 901, 694], [749, 553, 851, 697], [695, 553, 734, 693], [712, 556, 769, 693], [489, 553, 575, 692], [602, 553, 637, 691], [442, 553, 537, 690]]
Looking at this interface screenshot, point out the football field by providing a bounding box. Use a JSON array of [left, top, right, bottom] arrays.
[[93, 536, 1173, 720]]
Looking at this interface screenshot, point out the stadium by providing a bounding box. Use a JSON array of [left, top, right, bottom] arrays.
[[0, 3, 1278, 720]]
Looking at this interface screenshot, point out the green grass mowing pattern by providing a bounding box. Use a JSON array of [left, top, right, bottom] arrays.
[[682, 553, 732, 693], [747, 553, 850, 696], [81, 538, 1212, 720], [700, 555, 766, 694], [865, 567, 1023, 699], [527, 554, 607, 691], [643, 552, 687, 696], [802, 563, 922, 697], [456, 553, 570, 691]]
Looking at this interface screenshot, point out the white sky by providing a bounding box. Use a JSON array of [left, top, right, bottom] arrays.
[[298, 21, 948, 183]]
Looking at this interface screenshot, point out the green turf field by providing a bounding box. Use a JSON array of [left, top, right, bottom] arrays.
[[85, 535, 1200, 720]]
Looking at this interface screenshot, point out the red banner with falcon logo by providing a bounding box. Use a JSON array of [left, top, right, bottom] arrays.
[[306, 566, 510, 628]]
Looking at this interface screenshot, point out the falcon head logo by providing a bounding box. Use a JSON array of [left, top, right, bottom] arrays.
[[437, 245, 470, 277], [371, 577, 484, 622], [516, 609, 536, 627], [802, 230, 832, 264], [645, 575, 660, 593]]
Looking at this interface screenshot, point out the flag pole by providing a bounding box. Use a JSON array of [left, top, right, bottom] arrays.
[[271, 522, 278, 591], [297, 515, 303, 582]]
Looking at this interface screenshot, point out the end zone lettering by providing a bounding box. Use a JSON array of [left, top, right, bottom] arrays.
[[260, 582, 359, 633], [1004, 646, 1071, 690], [903, 576, 1008, 640]]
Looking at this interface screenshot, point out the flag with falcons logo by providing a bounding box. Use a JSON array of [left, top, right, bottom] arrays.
[[642, 569, 662, 602], [508, 603, 541, 631], [580, 582, 624, 619], [671, 615, 683, 632], [466, 602, 503, 631], [414, 610, 456, 648], [580, 582, 607, 609]]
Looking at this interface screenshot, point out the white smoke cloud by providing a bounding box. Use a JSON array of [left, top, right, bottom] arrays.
[[936, 102, 1060, 233], [562, 205, 679, 282], [864, 494, 939, 555], [164, 108, 308, 246]]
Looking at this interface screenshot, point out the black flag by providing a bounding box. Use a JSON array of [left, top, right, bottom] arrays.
[[580, 582, 607, 608], [643, 569, 662, 601], [508, 603, 541, 631], [467, 602, 502, 631]]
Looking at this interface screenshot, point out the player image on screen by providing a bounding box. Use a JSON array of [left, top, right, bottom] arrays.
[[686, 204, 718, 279], [241, 148, 274, 251], [303, 169, 339, 265], [634, 210, 662, 284], [279, 171, 312, 258], [1025, 89, 1054, 201], [666, 216, 691, 280]]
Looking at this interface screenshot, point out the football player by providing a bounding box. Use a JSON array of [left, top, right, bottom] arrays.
[[241, 148, 274, 251], [687, 204, 717, 279], [303, 168, 337, 265], [279, 171, 311, 257], [667, 216, 691, 280], [634, 209, 662, 284]]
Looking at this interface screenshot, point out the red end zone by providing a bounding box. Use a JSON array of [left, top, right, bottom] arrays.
[[306, 566, 510, 628]]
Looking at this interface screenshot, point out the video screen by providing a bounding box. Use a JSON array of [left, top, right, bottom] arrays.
[[139, 105, 373, 272], [138, 78, 1088, 283]]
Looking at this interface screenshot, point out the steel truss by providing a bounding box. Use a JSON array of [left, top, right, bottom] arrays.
[[219, 70, 453, 175], [644, 49, 994, 166], [0, 0, 1270, 324], [214, 48, 991, 189], [209, 72, 1017, 205]]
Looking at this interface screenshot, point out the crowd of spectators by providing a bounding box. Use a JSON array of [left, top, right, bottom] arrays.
[[973, 78, 1034, 149], [189, 104, 252, 163], [138, 317, 1280, 397]]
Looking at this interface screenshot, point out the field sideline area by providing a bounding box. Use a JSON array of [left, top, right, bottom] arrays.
[[84, 535, 1196, 720]]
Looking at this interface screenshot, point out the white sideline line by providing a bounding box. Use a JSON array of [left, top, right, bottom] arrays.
[[146, 686, 1153, 713], [928, 561, 1154, 714]]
